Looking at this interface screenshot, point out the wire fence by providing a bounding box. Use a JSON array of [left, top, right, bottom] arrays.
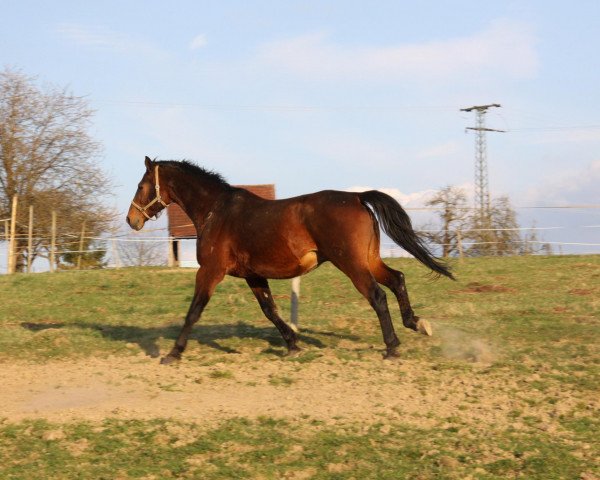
[[1, 205, 599, 274]]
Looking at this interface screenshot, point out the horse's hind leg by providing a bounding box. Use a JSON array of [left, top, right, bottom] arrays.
[[370, 260, 432, 336], [332, 261, 401, 358], [246, 277, 300, 355]]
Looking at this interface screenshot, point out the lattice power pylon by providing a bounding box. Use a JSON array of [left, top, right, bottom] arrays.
[[460, 104, 504, 221]]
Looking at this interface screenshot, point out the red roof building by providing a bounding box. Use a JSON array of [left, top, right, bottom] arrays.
[[167, 184, 276, 239], [166, 184, 275, 267]]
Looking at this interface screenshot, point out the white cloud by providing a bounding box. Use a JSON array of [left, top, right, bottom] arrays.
[[522, 160, 600, 205], [347, 181, 477, 210], [257, 19, 538, 82], [346, 186, 437, 207], [56, 23, 168, 59], [189, 34, 208, 50]]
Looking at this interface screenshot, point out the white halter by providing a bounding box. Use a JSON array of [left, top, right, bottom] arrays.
[[130, 165, 169, 220]]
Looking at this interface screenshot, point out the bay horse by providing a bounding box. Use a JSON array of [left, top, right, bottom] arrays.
[[127, 157, 453, 363]]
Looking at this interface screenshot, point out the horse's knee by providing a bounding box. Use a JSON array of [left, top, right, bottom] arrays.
[[389, 270, 406, 290], [369, 285, 388, 309]]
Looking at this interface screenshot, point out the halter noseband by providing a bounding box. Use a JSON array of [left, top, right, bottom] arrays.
[[130, 165, 169, 220]]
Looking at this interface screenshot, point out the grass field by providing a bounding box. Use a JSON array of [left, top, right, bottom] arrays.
[[0, 255, 598, 479]]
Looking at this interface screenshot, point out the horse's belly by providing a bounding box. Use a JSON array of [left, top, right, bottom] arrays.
[[243, 250, 320, 279]]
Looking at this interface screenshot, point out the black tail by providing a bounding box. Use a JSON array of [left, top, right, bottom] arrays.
[[359, 190, 455, 280]]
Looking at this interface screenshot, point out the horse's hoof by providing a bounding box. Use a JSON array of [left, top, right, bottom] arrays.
[[416, 319, 433, 336], [160, 355, 180, 365], [383, 349, 402, 361], [285, 346, 302, 357]]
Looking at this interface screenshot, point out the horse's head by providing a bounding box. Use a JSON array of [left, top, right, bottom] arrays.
[[126, 156, 172, 230]]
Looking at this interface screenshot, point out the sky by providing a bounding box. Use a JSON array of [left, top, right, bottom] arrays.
[[1, 0, 599, 264]]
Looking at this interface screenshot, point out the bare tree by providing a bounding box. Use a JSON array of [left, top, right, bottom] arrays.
[[0, 67, 113, 271], [424, 186, 538, 257], [466, 195, 522, 256], [119, 240, 166, 267], [518, 221, 553, 256], [422, 186, 469, 257]]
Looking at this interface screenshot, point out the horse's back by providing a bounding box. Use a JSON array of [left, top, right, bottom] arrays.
[[216, 189, 376, 278], [299, 190, 378, 252], [230, 188, 374, 241]]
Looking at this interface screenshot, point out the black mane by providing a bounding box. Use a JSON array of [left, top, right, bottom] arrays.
[[157, 159, 230, 187]]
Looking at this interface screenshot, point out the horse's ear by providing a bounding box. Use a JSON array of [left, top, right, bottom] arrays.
[[144, 156, 152, 171]]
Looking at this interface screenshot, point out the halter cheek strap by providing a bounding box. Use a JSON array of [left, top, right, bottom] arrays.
[[130, 165, 169, 220]]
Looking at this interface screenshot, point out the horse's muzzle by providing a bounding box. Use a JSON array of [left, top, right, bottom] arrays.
[[126, 215, 144, 231]]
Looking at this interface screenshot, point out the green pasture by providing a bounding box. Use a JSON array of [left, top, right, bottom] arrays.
[[0, 255, 598, 479]]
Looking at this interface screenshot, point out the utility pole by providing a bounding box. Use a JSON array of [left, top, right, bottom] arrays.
[[460, 104, 504, 221]]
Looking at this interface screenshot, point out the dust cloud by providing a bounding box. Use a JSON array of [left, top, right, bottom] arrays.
[[435, 324, 496, 364]]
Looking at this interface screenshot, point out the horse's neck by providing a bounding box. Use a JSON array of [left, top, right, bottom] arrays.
[[168, 169, 227, 224]]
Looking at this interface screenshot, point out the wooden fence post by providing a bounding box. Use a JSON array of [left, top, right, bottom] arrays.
[[27, 205, 34, 273], [168, 236, 175, 267], [7, 195, 18, 274], [456, 229, 464, 261], [49, 211, 56, 272], [111, 239, 121, 268], [77, 220, 86, 270], [4, 219, 9, 273]]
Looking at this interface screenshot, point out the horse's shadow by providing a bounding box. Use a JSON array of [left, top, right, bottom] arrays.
[[21, 320, 360, 358]]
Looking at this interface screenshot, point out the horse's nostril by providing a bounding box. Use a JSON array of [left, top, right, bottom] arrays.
[[126, 216, 131, 226]]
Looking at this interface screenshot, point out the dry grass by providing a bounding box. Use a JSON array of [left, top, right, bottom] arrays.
[[0, 255, 598, 479]]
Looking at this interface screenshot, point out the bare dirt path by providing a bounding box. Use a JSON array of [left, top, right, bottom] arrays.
[[1, 349, 593, 437]]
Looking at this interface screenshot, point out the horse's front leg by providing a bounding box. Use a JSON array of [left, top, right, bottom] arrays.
[[246, 276, 301, 355], [161, 266, 225, 364]]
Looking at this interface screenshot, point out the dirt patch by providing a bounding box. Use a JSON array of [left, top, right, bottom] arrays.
[[451, 282, 516, 294], [568, 288, 595, 296], [0, 349, 594, 437]]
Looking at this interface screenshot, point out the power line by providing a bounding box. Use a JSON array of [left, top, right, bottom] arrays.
[[95, 99, 457, 113], [508, 124, 600, 132]]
